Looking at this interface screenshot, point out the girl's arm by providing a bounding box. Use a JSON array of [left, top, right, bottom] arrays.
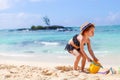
[[80, 39, 92, 62], [87, 39, 98, 62]]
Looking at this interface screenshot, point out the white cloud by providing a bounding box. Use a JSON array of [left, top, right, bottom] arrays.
[[93, 12, 120, 25], [0, 0, 11, 10], [0, 0, 53, 10], [29, 0, 54, 2], [30, 0, 42, 2], [0, 13, 43, 29], [106, 12, 120, 22], [0, 0, 21, 10]]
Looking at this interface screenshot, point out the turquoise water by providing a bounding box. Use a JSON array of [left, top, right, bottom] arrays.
[[0, 25, 120, 57]]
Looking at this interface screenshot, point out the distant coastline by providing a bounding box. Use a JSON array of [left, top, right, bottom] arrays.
[[31, 25, 65, 30], [11, 25, 73, 31]]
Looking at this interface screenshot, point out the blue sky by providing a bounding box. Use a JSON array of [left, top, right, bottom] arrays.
[[0, 0, 120, 29]]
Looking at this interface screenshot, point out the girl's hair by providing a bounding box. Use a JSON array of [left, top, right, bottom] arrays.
[[81, 23, 95, 35]]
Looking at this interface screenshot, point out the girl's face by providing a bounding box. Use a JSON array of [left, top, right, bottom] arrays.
[[87, 27, 95, 37]]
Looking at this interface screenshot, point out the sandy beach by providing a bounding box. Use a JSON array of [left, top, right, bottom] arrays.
[[0, 0, 120, 79], [0, 54, 120, 80]]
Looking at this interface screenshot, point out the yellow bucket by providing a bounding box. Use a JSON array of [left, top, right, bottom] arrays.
[[89, 61, 102, 74]]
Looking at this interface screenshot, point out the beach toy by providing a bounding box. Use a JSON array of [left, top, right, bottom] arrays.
[[89, 61, 103, 74], [109, 67, 116, 74], [119, 67, 120, 74]]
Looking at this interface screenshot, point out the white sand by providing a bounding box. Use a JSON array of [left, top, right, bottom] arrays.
[[0, 54, 120, 80]]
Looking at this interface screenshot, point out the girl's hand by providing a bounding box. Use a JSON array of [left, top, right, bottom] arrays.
[[93, 57, 98, 62], [87, 57, 92, 62]]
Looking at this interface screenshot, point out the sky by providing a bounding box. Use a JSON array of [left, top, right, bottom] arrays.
[[0, 0, 120, 29]]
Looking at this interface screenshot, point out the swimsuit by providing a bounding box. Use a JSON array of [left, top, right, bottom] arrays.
[[65, 34, 80, 52], [73, 34, 80, 47]]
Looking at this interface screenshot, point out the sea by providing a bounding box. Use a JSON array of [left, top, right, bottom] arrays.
[[0, 25, 120, 61]]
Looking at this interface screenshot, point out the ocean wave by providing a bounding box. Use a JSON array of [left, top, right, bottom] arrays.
[[0, 52, 35, 57], [94, 51, 109, 54], [34, 41, 60, 46], [41, 41, 59, 46]]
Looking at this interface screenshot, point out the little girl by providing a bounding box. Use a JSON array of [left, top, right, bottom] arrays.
[[65, 22, 98, 72]]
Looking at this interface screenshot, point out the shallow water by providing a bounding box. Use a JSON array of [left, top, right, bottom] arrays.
[[0, 25, 120, 58]]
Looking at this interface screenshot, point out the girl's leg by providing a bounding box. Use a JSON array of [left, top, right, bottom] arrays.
[[70, 49, 81, 70], [81, 55, 86, 72], [74, 55, 81, 70]]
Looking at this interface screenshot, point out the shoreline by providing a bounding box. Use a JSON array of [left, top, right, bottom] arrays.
[[0, 53, 120, 80], [1, 53, 120, 66]]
